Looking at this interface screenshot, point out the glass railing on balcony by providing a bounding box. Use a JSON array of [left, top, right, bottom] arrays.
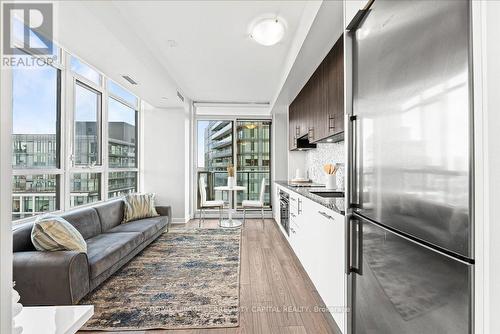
[[197, 171, 270, 209]]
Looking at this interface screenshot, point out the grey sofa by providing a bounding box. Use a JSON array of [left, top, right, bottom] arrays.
[[13, 199, 171, 306]]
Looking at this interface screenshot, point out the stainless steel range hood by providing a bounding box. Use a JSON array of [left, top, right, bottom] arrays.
[[294, 135, 316, 150]]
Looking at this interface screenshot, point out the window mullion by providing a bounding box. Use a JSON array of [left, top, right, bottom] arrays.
[[102, 79, 109, 202], [63, 50, 74, 212]]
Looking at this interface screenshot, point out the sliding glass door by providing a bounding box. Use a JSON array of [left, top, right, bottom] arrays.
[[197, 120, 234, 205], [196, 119, 271, 210], [236, 121, 270, 207]]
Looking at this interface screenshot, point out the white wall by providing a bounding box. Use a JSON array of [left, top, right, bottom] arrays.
[[141, 104, 190, 223], [271, 108, 288, 183]]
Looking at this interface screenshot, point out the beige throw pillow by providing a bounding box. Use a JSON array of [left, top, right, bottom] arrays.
[[123, 193, 159, 223], [31, 215, 87, 253]]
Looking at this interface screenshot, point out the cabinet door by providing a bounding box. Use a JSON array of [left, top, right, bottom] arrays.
[[289, 104, 298, 150], [301, 197, 346, 333], [326, 36, 344, 137], [314, 207, 345, 333], [308, 64, 324, 142], [298, 87, 309, 138]]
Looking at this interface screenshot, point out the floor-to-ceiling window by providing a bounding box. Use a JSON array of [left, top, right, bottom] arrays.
[[11, 46, 141, 224], [107, 80, 139, 198], [196, 118, 271, 210], [12, 63, 61, 220], [70, 57, 103, 207]]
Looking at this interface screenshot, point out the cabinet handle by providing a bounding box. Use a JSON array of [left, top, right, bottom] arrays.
[[298, 198, 302, 214], [291, 227, 296, 234], [295, 125, 300, 137], [308, 127, 314, 141], [318, 211, 334, 220], [328, 115, 335, 131]]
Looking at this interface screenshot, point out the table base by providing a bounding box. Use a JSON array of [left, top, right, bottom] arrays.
[[219, 219, 242, 228]]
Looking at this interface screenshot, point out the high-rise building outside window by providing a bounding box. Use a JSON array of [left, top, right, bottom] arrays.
[[11, 47, 140, 224], [236, 121, 271, 207], [107, 80, 139, 198], [70, 173, 101, 207], [74, 82, 101, 166], [196, 119, 271, 209], [12, 65, 61, 221]]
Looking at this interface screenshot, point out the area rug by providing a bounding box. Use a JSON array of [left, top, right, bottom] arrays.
[[80, 228, 241, 331]]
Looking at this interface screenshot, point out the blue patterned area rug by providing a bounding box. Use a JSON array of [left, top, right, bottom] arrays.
[[80, 228, 241, 331]]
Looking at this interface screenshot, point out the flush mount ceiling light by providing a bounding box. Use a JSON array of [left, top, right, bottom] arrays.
[[245, 123, 257, 129], [250, 17, 286, 46]]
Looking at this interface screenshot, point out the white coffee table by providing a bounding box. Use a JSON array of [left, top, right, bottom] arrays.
[[14, 305, 93, 334], [214, 185, 246, 228]]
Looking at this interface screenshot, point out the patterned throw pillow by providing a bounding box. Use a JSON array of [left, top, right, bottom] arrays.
[[31, 215, 87, 253], [123, 193, 159, 223]]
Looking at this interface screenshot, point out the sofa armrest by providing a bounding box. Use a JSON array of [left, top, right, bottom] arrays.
[[13, 251, 90, 306], [156, 205, 172, 219]]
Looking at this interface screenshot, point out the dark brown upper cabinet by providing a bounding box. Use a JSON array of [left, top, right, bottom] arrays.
[[289, 35, 344, 150]]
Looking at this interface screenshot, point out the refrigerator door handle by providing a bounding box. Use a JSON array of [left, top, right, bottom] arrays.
[[348, 115, 360, 209], [347, 215, 363, 275], [346, 215, 351, 275], [356, 219, 363, 275]]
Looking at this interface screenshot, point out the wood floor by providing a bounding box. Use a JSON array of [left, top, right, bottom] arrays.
[[80, 219, 340, 334]]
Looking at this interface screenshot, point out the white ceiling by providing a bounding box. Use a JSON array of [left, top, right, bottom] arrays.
[[55, 0, 322, 109]]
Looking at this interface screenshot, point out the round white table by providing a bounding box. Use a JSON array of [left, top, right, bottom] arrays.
[[214, 185, 246, 228]]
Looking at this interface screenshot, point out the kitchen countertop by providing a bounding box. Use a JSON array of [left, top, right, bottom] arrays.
[[275, 181, 345, 215]]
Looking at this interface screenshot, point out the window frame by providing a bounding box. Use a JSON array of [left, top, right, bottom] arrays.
[[106, 85, 140, 199], [12, 47, 142, 225], [11, 59, 64, 221], [193, 115, 272, 212], [72, 79, 103, 168]]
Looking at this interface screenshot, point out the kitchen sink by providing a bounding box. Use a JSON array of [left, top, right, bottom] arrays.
[[309, 191, 344, 198]]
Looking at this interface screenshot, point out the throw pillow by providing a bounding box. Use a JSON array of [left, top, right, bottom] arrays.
[[31, 215, 87, 253], [123, 193, 159, 223]]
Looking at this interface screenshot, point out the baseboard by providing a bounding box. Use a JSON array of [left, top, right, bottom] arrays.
[[171, 217, 190, 224]]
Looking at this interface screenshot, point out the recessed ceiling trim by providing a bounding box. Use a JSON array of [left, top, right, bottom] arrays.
[[193, 101, 270, 107]]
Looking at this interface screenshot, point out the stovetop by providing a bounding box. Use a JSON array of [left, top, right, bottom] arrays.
[[286, 182, 325, 188]]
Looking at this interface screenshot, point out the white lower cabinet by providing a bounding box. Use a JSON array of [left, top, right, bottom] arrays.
[[307, 199, 346, 333], [275, 187, 346, 334]]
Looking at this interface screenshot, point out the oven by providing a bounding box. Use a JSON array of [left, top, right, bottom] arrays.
[[279, 190, 290, 236]]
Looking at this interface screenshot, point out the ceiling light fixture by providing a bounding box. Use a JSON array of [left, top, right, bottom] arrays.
[[245, 123, 257, 130], [250, 17, 286, 46]]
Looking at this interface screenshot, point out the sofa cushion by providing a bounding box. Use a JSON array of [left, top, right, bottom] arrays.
[[94, 200, 124, 232], [31, 215, 87, 253], [86, 232, 143, 278], [106, 216, 167, 240], [123, 193, 159, 223], [60, 208, 102, 240]]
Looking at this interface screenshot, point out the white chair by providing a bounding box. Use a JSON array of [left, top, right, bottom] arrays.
[[242, 178, 266, 223], [199, 177, 224, 227]]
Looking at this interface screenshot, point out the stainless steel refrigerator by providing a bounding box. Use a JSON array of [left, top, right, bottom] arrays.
[[346, 0, 474, 333]]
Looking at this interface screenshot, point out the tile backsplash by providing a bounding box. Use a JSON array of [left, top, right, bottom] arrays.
[[306, 142, 345, 189]]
